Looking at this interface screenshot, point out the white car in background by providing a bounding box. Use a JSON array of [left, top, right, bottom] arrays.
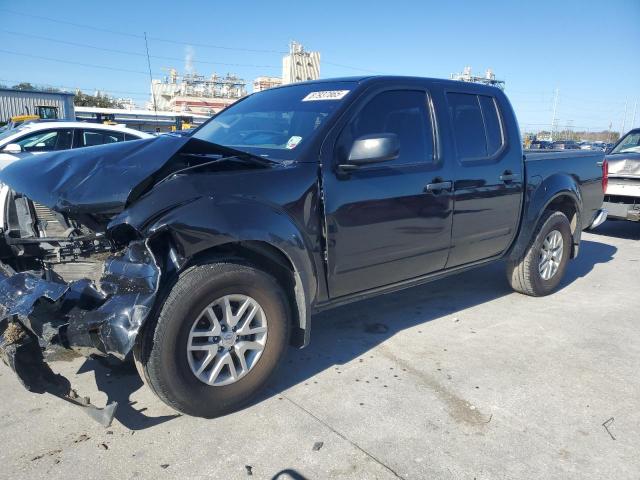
[[0, 121, 152, 169]]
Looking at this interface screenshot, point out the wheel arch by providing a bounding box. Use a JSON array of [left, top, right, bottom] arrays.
[[131, 196, 318, 349], [508, 174, 583, 261]]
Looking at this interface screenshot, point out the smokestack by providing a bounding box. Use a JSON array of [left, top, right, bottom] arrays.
[[185, 45, 195, 75]]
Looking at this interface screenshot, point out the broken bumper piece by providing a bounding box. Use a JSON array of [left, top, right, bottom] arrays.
[[0, 240, 160, 427]]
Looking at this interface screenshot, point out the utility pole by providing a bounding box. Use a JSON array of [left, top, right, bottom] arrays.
[[632, 98, 638, 129], [144, 32, 159, 129], [551, 88, 559, 141], [621, 97, 628, 135]]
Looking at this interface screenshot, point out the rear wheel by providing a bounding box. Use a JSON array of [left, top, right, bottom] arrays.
[[137, 261, 290, 417], [506, 211, 572, 296]]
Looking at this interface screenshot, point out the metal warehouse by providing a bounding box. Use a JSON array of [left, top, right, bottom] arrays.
[[0, 87, 75, 123]]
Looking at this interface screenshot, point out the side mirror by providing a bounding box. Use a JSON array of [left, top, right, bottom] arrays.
[[340, 133, 399, 170], [1, 143, 22, 154]]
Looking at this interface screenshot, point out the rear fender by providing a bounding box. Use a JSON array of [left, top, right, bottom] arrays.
[[508, 173, 582, 261]]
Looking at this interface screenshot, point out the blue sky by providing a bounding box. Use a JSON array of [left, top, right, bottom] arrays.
[[1, 0, 638, 132]]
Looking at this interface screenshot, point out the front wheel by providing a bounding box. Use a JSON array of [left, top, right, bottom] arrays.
[[137, 261, 291, 417], [506, 211, 572, 296]]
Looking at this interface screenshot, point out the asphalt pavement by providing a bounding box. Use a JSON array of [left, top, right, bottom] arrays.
[[0, 220, 638, 479]]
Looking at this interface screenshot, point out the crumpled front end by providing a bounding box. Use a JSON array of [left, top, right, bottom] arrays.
[[0, 230, 161, 426]]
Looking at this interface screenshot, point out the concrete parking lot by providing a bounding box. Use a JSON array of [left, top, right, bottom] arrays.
[[0, 220, 638, 480]]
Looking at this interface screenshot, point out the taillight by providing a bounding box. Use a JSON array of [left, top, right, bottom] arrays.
[[602, 159, 608, 193]]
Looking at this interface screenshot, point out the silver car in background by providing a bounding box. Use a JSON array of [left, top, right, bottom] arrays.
[[603, 128, 640, 222]]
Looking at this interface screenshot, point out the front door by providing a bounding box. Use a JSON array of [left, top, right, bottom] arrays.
[[322, 89, 454, 298]]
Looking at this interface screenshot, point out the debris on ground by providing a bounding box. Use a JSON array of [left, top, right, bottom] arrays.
[[602, 417, 616, 440], [245, 465, 253, 476], [312, 442, 324, 452], [160, 464, 170, 469], [74, 434, 90, 443], [99, 443, 109, 450], [30, 449, 62, 462]]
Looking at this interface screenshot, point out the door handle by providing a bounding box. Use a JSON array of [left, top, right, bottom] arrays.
[[500, 172, 519, 182], [424, 181, 452, 193]]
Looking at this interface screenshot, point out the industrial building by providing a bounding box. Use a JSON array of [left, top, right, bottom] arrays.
[[145, 41, 320, 116], [0, 87, 75, 124], [282, 41, 320, 84], [253, 76, 283, 92], [450, 67, 505, 89], [148, 68, 247, 115]]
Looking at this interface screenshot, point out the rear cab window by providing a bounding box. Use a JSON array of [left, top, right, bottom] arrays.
[[447, 92, 505, 161]]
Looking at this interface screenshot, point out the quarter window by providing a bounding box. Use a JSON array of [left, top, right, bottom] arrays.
[[447, 92, 505, 161], [81, 130, 125, 147], [340, 90, 434, 166]]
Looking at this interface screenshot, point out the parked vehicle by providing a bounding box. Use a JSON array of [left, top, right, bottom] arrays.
[[528, 140, 553, 150], [602, 128, 640, 222], [0, 76, 607, 425], [0, 121, 152, 169], [552, 140, 580, 150]]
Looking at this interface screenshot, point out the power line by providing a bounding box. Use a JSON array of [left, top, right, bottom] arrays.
[[0, 29, 281, 69], [0, 48, 150, 75], [0, 78, 149, 98], [0, 9, 380, 74], [0, 8, 285, 54]]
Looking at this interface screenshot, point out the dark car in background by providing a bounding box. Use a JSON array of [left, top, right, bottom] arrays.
[[552, 140, 580, 150], [529, 140, 553, 150]]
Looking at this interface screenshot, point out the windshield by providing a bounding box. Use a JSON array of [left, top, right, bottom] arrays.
[[0, 125, 27, 145], [192, 81, 356, 160], [611, 132, 640, 154]]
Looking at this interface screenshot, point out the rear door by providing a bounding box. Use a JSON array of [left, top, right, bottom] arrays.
[[75, 129, 125, 148], [322, 87, 454, 298], [445, 91, 523, 267]]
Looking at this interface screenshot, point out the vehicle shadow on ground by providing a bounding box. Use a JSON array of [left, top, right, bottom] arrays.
[[263, 238, 616, 401], [72, 238, 616, 430], [587, 220, 640, 240], [76, 356, 180, 431]]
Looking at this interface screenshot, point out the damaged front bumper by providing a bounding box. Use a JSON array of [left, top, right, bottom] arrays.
[[0, 240, 161, 426]]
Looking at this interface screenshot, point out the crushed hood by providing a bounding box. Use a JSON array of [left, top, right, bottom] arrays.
[[0, 135, 189, 217], [606, 152, 640, 178]]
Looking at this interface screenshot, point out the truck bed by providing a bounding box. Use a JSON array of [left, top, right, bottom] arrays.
[[524, 149, 605, 230]]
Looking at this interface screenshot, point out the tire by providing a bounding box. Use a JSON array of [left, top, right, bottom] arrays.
[[506, 211, 572, 297], [137, 261, 290, 418]]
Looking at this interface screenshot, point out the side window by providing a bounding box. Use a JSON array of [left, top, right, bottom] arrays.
[[447, 92, 505, 161], [124, 133, 141, 141], [80, 130, 125, 147], [339, 90, 434, 166], [479, 95, 504, 156], [16, 129, 72, 152]]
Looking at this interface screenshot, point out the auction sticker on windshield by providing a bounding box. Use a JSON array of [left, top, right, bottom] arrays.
[[286, 136, 303, 149], [302, 90, 350, 101]]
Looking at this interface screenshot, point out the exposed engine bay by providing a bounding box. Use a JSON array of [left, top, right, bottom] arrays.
[[2, 190, 112, 284]]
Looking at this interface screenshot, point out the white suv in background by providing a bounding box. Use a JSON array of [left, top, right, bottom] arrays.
[[0, 121, 152, 169]]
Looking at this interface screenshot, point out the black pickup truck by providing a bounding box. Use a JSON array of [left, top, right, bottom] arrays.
[[0, 76, 607, 425]]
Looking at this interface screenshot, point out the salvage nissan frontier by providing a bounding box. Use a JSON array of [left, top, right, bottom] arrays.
[[0, 76, 607, 425]]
